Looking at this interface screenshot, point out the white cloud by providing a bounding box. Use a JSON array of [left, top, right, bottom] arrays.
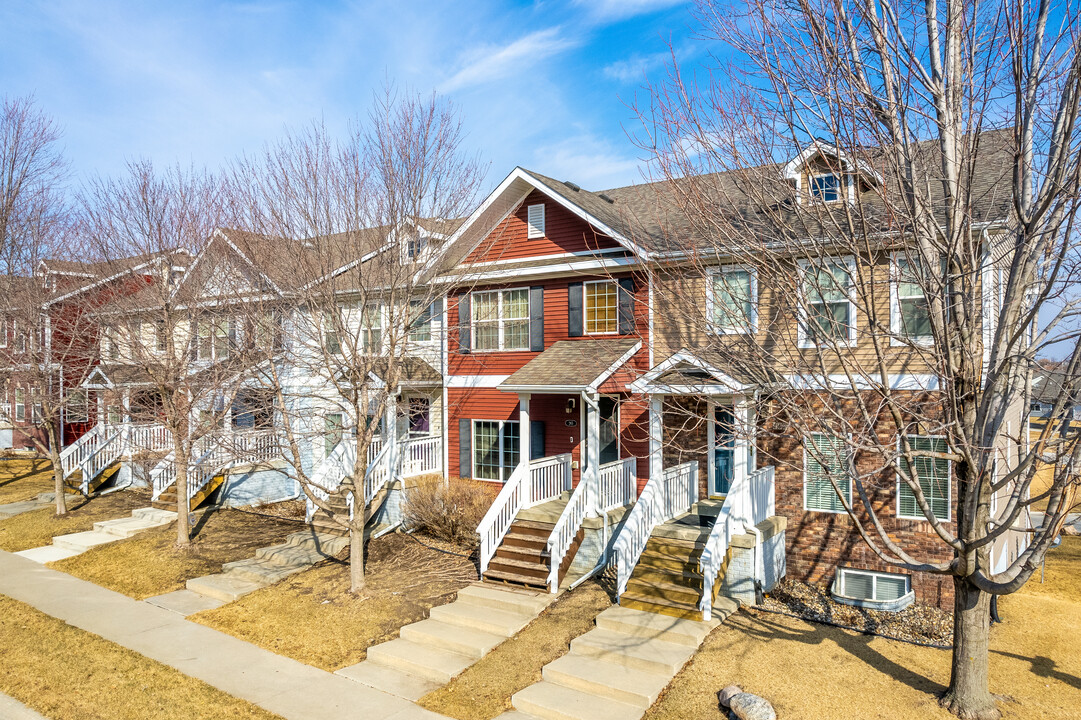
[[438, 27, 578, 93], [603, 51, 670, 83], [529, 136, 643, 189], [575, 0, 686, 22]]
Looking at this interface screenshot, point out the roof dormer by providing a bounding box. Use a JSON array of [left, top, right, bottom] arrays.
[[783, 142, 881, 205]]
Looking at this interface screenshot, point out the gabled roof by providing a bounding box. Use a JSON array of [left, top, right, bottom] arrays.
[[498, 339, 641, 393], [630, 350, 756, 395]]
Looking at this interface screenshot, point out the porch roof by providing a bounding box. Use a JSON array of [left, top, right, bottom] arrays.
[[367, 357, 442, 387], [498, 338, 641, 394], [629, 349, 757, 395], [83, 363, 160, 389]]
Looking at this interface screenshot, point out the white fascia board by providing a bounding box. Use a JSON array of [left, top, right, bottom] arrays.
[[630, 349, 744, 394], [433, 255, 643, 286], [589, 340, 642, 392], [784, 372, 940, 391], [497, 384, 586, 394]]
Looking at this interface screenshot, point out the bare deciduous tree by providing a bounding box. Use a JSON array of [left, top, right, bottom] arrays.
[[633, 1, 1081, 717]]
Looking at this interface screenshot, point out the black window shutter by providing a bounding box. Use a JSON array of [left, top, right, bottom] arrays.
[[568, 282, 583, 337], [432, 297, 443, 316], [457, 294, 470, 353], [618, 277, 636, 334], [530, 420, 546, 461], [529, 286, 544, 351], [458, 418, 472, 478]]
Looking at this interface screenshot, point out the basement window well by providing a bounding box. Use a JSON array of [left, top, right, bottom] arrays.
[[831, 567, 914, 612]]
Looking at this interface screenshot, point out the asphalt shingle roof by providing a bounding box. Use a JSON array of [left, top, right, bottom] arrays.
[[499, 339, 640, 390]]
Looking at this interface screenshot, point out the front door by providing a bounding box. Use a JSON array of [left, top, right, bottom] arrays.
[[408, 397, 431, 436], [599, 396, 619, 465], [713, 406, 735, 496]]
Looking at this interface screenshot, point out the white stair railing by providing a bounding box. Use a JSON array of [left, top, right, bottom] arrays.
[[613, 460, 698, 598], [128, 423, 173, 453], [545, 456, 636, 593], [76, 429, 124, 495], [699, 465, 775, 621], [151, 451, 177, 500], [60, 425, 105, 480], [397, 435, 442, 478], [304, 436, 392, 523], [477, 453, 572, 578], [186, 429, 281, 505]]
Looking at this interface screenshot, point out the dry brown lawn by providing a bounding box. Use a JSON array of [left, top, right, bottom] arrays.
[[51, 507, 301, 599], [419, 581, 613, 720], [0, 594, 283, 720], [192, 532, 477, 671], [0, 457, 55, 504], [0, 489, 149, 552], [645, 537, 1081, 720]]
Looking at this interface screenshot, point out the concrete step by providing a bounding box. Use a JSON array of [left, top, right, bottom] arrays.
[[595, 606, 719, 648], [284, 530, 350, 553], [513, 681, 642, 720], [131, 507, 178, 523], [94, 515, 171, 539], [144, 589, 227, 616], [429, 598, 535, 637], [493, 712, 540, 720], [543, 653, 670, 709], [252, 543, 337, 567], [335, 661, 440, 701], [186, 572, 268, 602], [400, 618, 505, 659], [365, 638, 473, 683], [456, 583, 552, 616], [220, 558, 308, 585], [13, 544, 83, 563], [51, 530, 122, 553], [570, 628, 693, 676]]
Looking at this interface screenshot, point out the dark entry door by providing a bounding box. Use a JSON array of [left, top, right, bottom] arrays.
[[713, 406, 735, 496], [599, 397, 619, 465]]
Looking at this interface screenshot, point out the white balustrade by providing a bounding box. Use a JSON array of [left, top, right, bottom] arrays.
[[75, 429, 124, 495], [614, 460, 698, 597], [304, 436, 393, 522], [528, 453, 573, 505], [128, 423, 173, 453], [60, 426, 104, 479], [699, 465, 775, 621], [151, 451, 177, 500], [597, 456, 638, 513], [397, 435, 442, 478]]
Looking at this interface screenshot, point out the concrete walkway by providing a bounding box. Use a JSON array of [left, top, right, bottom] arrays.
[[0, 550, 446, 720], [0, 692, 50, 720], [0, 492, 59, 519], [14, 507, 176, 563]]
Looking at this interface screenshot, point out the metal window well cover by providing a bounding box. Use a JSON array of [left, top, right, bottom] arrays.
[[497, 338, 640, 393]]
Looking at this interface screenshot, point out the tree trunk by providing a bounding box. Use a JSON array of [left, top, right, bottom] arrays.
[[349, 523, 365, 593], [941, 576, 1000, 720], [51, 458, 67, 515], [175, 453, 190, 548]]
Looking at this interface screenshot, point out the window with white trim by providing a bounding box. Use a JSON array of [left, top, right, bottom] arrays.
[[324, 310, 342, 355], [810, 173, 840, 202], [155, 320, 168, 353], [30, 387, 42, 422], [361, 303, 383, 353], [15, 320, 26, 353], [804, 432, 851, 512], [800, 258, 855, 345], [325, 412, 343, 458], [67, 389, 88, 424], [472, 289, 529, 351], [14, 388, 25, 422], [0, 316, 7, 347], [103, 326, 119, 361], [526, 204, 545, 238], [837, 568, 910, 603], [408, 299, 433, 343], [898, 435, 950, 520], [473, 420, 520, 482], [708, 266, 757, 334], [892, 255, 933, 342], [584, 280, 618, 334]]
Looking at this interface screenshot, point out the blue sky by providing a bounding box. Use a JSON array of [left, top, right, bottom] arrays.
[[0, 0, 701, 194]]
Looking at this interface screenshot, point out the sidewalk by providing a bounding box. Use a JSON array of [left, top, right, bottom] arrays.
[[0, 551, 446, 720], [0, 692, 49, 720]]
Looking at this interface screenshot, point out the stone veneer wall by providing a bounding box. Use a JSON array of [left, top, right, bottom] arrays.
[[760, 392, 956, 611], [720, 516, 787, 605], [566, 507, 632, 585]]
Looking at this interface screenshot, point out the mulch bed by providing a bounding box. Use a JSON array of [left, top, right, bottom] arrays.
[[756, 579, 953, 646]]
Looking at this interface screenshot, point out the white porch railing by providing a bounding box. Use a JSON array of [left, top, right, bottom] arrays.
[[477, 453, 573, 577], [60, 425, 105, 480], [128, 423, 173, 453], [151, 451, 177, 500], [614, 460, 699, 598], [545, 456, 638, 593], [699, 465, 775, 621], [76, 429, 124, 495], [304, 436, 394, 523], [397, 435, 442, 478]]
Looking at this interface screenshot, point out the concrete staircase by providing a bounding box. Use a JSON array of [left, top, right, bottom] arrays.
[[184, 529, 350, 603], [337, 583, 556, 700], [620, 502, 725, 620], [502, 604, 729, 720], [14, 507, 177, 563], [485, 495, 583, 592]]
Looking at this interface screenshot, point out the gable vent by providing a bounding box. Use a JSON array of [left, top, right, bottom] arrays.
[[527, 203, 546, 238]]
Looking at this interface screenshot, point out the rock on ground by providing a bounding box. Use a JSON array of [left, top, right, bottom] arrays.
[[729, 692, 777, 720], [718, 685, 743, 708]]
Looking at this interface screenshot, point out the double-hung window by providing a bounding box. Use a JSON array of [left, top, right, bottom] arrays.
[[360, 303, 383, 353], [473, 420, 520, 482], [324, 310, 342, 355], [804, 432, 851, 513], [892, 254, 934, 343], [708, 266, 757, 334], [472, 289, 529, 351], [408, 300, 433, 343], [14, 388, 25, 422], [584, 280, 618, 334], [103, 327, 119, 361], [0, 316, 7, 347], [325, 413, 344, 458], [213, 318, 232, 359], [897, 435, 950, 521], [155, 320, 168, 353], [800, 257, 856, 346]]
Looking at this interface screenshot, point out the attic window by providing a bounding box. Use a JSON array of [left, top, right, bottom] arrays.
[[527, 204, 545, 238], [810, 174, 841, 203], [405, 236, 428, 261]]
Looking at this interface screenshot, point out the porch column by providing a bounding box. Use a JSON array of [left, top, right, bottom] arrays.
[[733, 395, 752, 525], [649, 394, 664, 486], [384, 391, 398, 479], [706, 398, 716, 497], [518, 394, 531, 505], [584, 391, 600, 517]]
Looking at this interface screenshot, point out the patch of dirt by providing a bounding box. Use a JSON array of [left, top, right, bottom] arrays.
[[758, 579, 953, 646]]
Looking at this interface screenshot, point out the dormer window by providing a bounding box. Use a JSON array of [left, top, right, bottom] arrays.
[[404, 235, 428, 262], [810, 173, 841, 203]]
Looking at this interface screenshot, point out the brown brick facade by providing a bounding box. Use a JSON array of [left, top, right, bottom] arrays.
[[757, 392, 957, 611]]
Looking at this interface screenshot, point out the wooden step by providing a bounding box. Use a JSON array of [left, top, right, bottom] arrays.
[[488, 555, 549, 580], [508, 520, 555, 538], [619, 592, 701, 621], [484, 567, 550, 591], [495, 544, 549, 565], [624, 577, 702, 605], [501, 531, 549, 551]]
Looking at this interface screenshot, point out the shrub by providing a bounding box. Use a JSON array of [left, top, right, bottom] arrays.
[[401, 475, 498, 548]]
